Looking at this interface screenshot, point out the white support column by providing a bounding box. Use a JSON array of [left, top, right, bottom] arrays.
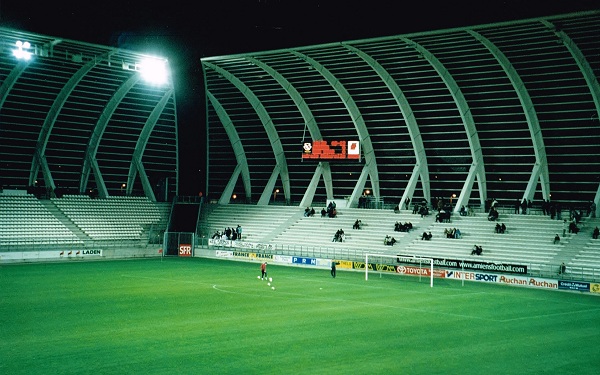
[[400, 164, 422, 210], [219, 164, 242, 204], [454, 163, 478, 213], [349, 166, 370, 208], [594, 183, 600, 218], [299, 163, 324, 208], [90, 157, 108, 198], [258, 165, 282, 206], [523, 163, 542, 202]]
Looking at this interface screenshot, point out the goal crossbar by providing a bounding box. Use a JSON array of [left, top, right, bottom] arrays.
[[365, 253, 434, 287]]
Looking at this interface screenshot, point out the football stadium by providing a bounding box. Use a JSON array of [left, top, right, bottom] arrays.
[[2, 7, 600, 375]]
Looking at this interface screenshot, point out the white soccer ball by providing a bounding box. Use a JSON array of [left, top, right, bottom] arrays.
[[267, 282, 271, 286], [257, 276, 260, 279], [269, 277, 273, 282], [271, 286, 275, 290]]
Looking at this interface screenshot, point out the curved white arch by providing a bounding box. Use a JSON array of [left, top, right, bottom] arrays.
[[203, 61, 290, 205], [291, 50, 380, 206], [80, 74, 141, 197], [401, 37, 487, 211], [127, 88, 174, 201], [30, 53, 111, 192], [343, 42, 431, 206], [246, 56, 333, 206], [206, 91, 252, 204], [468, 29, 550, 202]]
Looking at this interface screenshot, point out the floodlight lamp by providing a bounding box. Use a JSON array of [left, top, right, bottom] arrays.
[[138, 57, 168, 85], [13, 40, 32, 60]]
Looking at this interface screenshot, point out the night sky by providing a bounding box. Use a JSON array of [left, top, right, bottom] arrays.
[[1, 0, 598, 195]]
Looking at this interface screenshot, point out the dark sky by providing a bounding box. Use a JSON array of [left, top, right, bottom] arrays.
[[1, 0, 598, 195]]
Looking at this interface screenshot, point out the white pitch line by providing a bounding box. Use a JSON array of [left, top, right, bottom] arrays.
[[498, 307, 600, 323], [125, 273, 600, 323]]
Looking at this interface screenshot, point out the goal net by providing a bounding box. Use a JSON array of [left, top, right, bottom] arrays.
[[365, 253, 434, 287]]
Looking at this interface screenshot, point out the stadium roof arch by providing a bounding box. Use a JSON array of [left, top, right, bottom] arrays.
[[201, 10, 600, 212], [0, 27, 178, 201]]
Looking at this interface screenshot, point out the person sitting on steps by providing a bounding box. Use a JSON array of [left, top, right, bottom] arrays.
[[471, 245, 482, 256]]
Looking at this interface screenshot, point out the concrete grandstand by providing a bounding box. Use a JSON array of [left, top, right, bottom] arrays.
[[2, 12, 600, 284]]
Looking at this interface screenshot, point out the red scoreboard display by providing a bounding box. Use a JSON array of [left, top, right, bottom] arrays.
[[302, 140, 360, 161]]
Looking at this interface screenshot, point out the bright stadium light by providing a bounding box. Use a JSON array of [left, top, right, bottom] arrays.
[[138, 57, 168, 85], [13, 40, 32, 60]]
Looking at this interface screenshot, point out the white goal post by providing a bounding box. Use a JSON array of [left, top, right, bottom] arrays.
[[365, 253, 434, 287]]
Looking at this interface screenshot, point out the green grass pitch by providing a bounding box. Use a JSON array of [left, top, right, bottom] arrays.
[[1, 257, 599, 374]]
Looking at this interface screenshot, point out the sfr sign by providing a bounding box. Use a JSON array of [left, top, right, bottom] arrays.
[[179, 244, 192, 257]]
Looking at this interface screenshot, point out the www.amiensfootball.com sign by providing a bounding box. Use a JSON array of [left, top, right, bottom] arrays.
[[396, 255, 527, 275]]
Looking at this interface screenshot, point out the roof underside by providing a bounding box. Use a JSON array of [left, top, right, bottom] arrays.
[[0, 27, 178, 201], [202, 11, 600, 208]]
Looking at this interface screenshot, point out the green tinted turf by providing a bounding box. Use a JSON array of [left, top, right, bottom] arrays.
[[1, 258, 599, 374]]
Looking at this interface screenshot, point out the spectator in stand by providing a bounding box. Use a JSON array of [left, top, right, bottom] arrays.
[[491, 198, 499, 210], [558, 262, 566, 275], [592, 226, 599, 240], [487, 207, 498, 221], [569, 220, 579, 234], [421, 231, 432, 240], [332, 228, 345, 242], [459, 205, 467, 216], [436, 209, 450, 223], [236, 225, 242, 240], [404, 197, 411, 210], [326, 201, 337, 218], [454, 228, 462, 239], [353, 219, 362, 230], [500, 223, 506, 234], [471, 245, 482, 256], [321, 208, 327, 217], [412, 203, 419, 214], [384, 235, 397, 246], [514, 199, 521, 214], [553, 234, 560, 244]]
